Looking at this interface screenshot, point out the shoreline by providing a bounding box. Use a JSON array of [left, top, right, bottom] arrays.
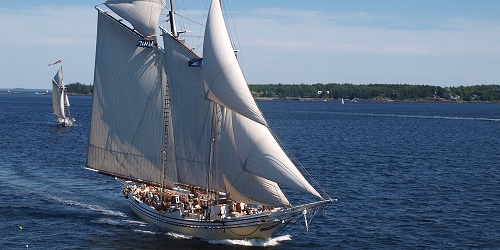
[[254, 97, 500, 103]]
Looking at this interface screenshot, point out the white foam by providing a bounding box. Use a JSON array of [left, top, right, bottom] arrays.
[[165, 232, 192, 239], [96, 218, 122, 225], [133, 229, 156, 235], [123, 219, 148, 226], [208, 234, 292, 247], [46, 194, 126, 217]]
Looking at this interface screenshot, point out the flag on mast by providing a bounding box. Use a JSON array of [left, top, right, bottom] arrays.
[[48, 60, 62, 66]]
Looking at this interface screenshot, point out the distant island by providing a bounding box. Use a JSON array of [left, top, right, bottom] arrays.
[[4, 83, 499, 102]]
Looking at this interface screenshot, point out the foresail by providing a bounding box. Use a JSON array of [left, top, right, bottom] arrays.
[[222, 174, 290, 206], [202, 0, 267, 126], [104, 0, 166, 37], [221, 109, 322, 201], [65, 94, 70, 107], [52, 67, 64, 118], [86, 10, 168, 185]]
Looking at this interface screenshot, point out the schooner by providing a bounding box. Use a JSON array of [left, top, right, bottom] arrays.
[[86, 0, 333, 240], [51, 66, 74, 127]]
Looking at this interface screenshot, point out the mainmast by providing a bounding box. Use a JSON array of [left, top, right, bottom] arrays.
[[168, 0, 178, 38]]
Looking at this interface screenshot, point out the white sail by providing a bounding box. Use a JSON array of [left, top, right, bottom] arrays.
[[65, 94, 70, 107], [161, 32, 290, 205], [161, 28, 221, 190], [203, 0, 322, 200], [86, 10, 169, 185], [218, 108, 290, 206], [59, 89, 66, 118], [104, 0, 165, 37], [52, 67, 65, 118], [202, 0, 267, 126], [220, 109, 321, 201]]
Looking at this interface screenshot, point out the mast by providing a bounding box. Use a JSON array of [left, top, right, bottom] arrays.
[[169, 0, 178, 38]]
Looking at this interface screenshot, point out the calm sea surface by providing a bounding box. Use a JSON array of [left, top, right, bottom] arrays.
[[1, 93, 499, 249]]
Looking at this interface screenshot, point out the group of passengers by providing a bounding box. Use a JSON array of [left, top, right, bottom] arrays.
[[128, 183, 276, 218]]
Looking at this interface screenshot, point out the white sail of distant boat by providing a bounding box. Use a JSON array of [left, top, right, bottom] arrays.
[[341, 98, 345, 104], [51, 66, 74, 126], [86, 0, 333, 240]]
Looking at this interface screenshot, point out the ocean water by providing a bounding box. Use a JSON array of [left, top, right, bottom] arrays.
[[0, 94, 499, 249]]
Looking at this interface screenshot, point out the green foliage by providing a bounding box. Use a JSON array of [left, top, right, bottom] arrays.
[[65, 82, 93, 94], [249, 83, 500, 101], [61, 81, 500, 101]]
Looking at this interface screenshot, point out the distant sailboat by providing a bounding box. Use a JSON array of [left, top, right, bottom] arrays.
[[51, 66, 74, 126], [341, 98, 345, 104], [85, 0, 333, 240]]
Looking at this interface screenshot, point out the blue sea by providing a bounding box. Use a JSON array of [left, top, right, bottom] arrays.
[[1, 93, 499, 249]]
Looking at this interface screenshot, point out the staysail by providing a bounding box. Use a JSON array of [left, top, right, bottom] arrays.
[[86, 7, 170, 185], [52, 67, 65, 118], [202, 0, 266, 126]]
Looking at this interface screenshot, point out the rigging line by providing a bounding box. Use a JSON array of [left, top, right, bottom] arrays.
[[222, 0, 244, 73], [273, 213, 300, 235], [268, 125, 331, 199], [169, 0, 207, 51], [282, 212, 305, 234], [89, 145, 158, 159], [174, 12, 205, 27]]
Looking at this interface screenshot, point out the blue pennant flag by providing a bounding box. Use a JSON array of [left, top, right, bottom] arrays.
[[188, 58, 203, 67]]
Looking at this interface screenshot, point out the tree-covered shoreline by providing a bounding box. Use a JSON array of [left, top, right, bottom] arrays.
[[249, 83, 500, 102], [64, 82, 500, 102], [65, 82, 93, 95]]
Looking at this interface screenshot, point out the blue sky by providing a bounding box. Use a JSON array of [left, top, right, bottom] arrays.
[[1, 0, 499, 89]]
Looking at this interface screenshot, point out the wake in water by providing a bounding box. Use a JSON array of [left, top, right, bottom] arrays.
[[133, 229, 158, 235], [45, 193, 126, 217], [132, 228, 292, 247], [208, 234, 292, 247], [322, 111, 500, 122]]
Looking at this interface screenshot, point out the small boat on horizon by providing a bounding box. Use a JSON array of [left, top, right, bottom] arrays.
[[36, 90, 50, 95], [51, 66, 75, 127]]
